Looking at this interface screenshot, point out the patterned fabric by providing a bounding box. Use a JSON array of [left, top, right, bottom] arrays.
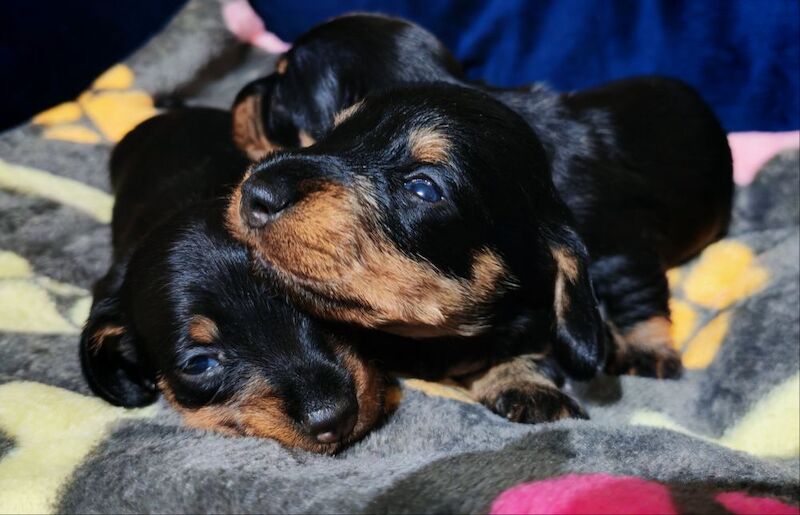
[[0, 3, 797, 513]]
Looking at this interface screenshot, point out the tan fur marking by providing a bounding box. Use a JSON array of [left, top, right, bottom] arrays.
[[89, 325, 124, 354], [616, 316, 673, 354], [232, 94, 281, 161], [462, 354, 580, 422], [187, 315, 219, 344], [334, 343, 391, 434], [160, 378, 329, 452], [552, 246, 580, 324], [408, 127, 451, 164], [463, 355, 556, 401], [158, 343, 387, 453], [332, 100, 364, 127], [552, 247, 579, 282], [298, 130, 316, 147], [607, 316, 682, 378], [276, 57, 288, 75], [227, 177, 510, 336]]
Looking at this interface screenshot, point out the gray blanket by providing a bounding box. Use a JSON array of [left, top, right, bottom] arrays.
[[0, 2, 798, 513]]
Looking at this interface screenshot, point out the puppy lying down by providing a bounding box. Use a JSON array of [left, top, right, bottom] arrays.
[[227, 15, 733, 421], [80, 108, 387, 453]]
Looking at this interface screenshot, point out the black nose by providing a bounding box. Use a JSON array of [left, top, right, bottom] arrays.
[[239, 173, 296, 229], [302, 398, 358, 444]]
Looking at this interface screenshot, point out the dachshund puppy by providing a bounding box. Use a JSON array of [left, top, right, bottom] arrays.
[[230, 14, 733, 384], [80, 108, 386, 453], [227, 83, 733, 421], [232, 13, 463, 159]]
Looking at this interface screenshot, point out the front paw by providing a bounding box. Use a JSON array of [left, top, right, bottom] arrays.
[[607, 345, 683, 379], [485, 386, 588, 424]]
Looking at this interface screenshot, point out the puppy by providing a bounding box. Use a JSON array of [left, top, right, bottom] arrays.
[[80, 108, 386, 453], [232, 13, 463, 158], [230, 14, 733, 383], [227, 82, 733, 421]]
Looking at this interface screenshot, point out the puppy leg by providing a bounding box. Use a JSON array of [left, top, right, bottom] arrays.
[[462, 355, 587, 423], [590, 253, 683, 379]]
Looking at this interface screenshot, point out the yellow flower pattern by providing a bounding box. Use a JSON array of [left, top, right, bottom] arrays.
[[31, 64, 158, 144], [668, 240, 769, 369]]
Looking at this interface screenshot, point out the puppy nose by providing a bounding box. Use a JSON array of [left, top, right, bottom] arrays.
[[239, 174, 295, 229], [303, 400, 358, 444]]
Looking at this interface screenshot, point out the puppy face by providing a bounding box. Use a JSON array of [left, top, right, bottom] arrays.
[[81, 212, 386, 453], [232, 13, 462, 159], [228, 84, 605, 379]]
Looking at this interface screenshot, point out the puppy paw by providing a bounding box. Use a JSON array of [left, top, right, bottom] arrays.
[[607, 345, 683, 379], [607, 317, 684, 379], [486, 386, 588, 424]]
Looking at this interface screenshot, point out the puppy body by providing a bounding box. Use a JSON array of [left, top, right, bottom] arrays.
[[81, 108, 386, 452], [229, 15, 733, 419], [496, 77, 732, 374]]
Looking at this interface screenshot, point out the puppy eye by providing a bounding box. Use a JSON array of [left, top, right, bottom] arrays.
[[404, 176, 443, 202], [180, 354, 220, 375]]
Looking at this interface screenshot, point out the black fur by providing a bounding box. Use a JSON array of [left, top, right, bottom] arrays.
[[81, 108, 384, 451], [232, 14, 733, 383], [235, 13, 462, 147]]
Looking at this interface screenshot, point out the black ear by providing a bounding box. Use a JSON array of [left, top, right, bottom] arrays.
[[545, 224, 606, 380], [79, 294, 158, 407]]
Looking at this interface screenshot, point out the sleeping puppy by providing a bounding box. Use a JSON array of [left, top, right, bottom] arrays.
[[232, 13, 463, 158], [80, 108, 386, 453], [231, 14, 733, 383], [227, 83, 733, 421]]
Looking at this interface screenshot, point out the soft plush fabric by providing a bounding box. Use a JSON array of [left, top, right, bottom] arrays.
[[0, 3, 798, 513], [251, 0, 800, 132]]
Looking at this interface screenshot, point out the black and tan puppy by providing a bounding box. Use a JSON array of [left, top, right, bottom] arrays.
[[80, 108, 387, 453], [232, 14, 463, 159], [227, 81, 732, 420], [230, 14, 733, 386]]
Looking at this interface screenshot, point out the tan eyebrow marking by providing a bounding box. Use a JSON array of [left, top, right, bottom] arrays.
[[188, 315, 220, 344], [408, 127, 451, 165]]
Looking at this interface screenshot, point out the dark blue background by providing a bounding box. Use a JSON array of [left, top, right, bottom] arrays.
[[1, 0, 798, 132], [0, 1, 186, 130], [253, 0, 800, 132]]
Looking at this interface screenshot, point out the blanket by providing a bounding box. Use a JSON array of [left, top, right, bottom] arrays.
[[0, 2, 798, 513]]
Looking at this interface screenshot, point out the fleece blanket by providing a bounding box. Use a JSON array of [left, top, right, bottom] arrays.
[[0, 2, 798, 513]]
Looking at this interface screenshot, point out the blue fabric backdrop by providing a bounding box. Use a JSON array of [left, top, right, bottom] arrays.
[[252, 0, 800, 132]]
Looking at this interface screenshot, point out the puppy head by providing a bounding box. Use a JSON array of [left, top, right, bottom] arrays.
[[232, 13, 462, 160], [227, 84, 605, 379], [80, 212, 386, 453]]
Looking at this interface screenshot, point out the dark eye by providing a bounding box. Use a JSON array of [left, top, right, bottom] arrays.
[[180, 354, 220, 375], [404, 176, 443, 202]]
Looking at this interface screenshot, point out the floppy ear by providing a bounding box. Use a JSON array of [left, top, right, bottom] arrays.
[[79, 294, 157, 407], [545, 224, 606, 380], [232, 76, 279, 160]]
